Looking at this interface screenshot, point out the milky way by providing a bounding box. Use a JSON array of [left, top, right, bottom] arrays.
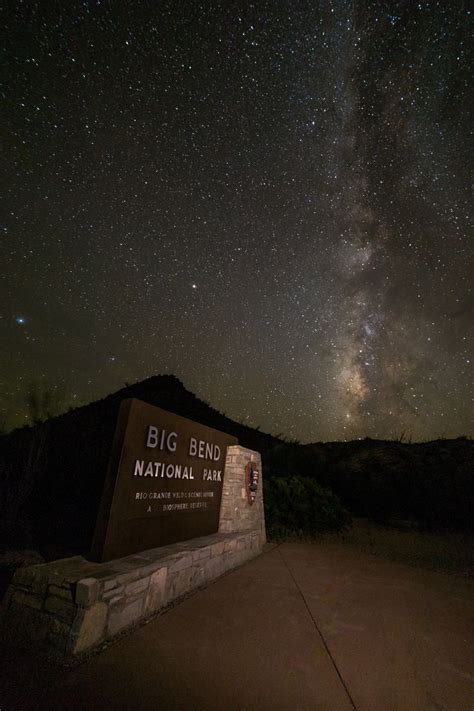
[[1, 1, 472, 441]]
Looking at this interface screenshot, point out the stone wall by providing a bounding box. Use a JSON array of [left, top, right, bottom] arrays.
[[1, 529, 264, 656], [0, 445, 266, 656]]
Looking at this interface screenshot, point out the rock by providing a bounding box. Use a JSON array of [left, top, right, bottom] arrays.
[[44, 595, 76, 623], [144, 568, 167, 614], [75, 578, 99, 608], [70, 602, 107, 654], [107, 598, 143, 637], [0, 550, 45, 570]]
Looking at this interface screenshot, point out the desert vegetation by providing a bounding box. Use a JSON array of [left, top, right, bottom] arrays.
[[263, 476, 350, 538], [263, 437, 473, 535]]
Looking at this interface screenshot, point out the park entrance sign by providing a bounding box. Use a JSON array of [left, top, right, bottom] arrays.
[[2, 398, 265, 656], [92, 398, 238, 561]]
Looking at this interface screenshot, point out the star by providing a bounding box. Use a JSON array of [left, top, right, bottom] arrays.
[[0, 2, 470, 441]]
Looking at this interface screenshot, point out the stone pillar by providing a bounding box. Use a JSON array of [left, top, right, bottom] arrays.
[[219, 446, 266, 544]]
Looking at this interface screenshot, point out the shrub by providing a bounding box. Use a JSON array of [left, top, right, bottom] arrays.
[[264, 476, 350, 539]]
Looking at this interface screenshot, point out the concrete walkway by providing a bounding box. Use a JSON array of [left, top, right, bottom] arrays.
[[3, 542, 474, 710]]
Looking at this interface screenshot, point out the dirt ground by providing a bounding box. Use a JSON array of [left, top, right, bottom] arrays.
[[320, 519, 474, 578]]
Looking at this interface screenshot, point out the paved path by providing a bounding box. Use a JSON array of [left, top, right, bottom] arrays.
[[4, 543, 474, 710]]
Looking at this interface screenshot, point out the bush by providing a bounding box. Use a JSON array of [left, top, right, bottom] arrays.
[[326, 440, 474, 531], [264, 476, 350, 539], [264, 439, 474, 533]]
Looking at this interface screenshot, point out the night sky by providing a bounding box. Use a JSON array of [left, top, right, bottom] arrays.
[[2, 1, 472, 441]]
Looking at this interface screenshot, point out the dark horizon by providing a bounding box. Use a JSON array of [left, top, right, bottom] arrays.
[[1, 372, 471, 446]]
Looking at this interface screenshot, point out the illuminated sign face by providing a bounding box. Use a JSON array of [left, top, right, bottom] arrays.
[[245, 461, 259, 506], [92, 398, 238, 561]]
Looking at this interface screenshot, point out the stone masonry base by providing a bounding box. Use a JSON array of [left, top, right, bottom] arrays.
[[0, 528, 265, 657]]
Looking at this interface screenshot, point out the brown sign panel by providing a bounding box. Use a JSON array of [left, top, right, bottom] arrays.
[[92, 398, 238, 562]]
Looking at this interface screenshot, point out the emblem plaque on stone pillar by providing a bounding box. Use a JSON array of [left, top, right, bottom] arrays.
[[245, 461, 259, 505]]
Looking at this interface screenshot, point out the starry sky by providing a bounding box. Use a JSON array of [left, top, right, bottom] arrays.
[[2, 1, 472, 441]]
